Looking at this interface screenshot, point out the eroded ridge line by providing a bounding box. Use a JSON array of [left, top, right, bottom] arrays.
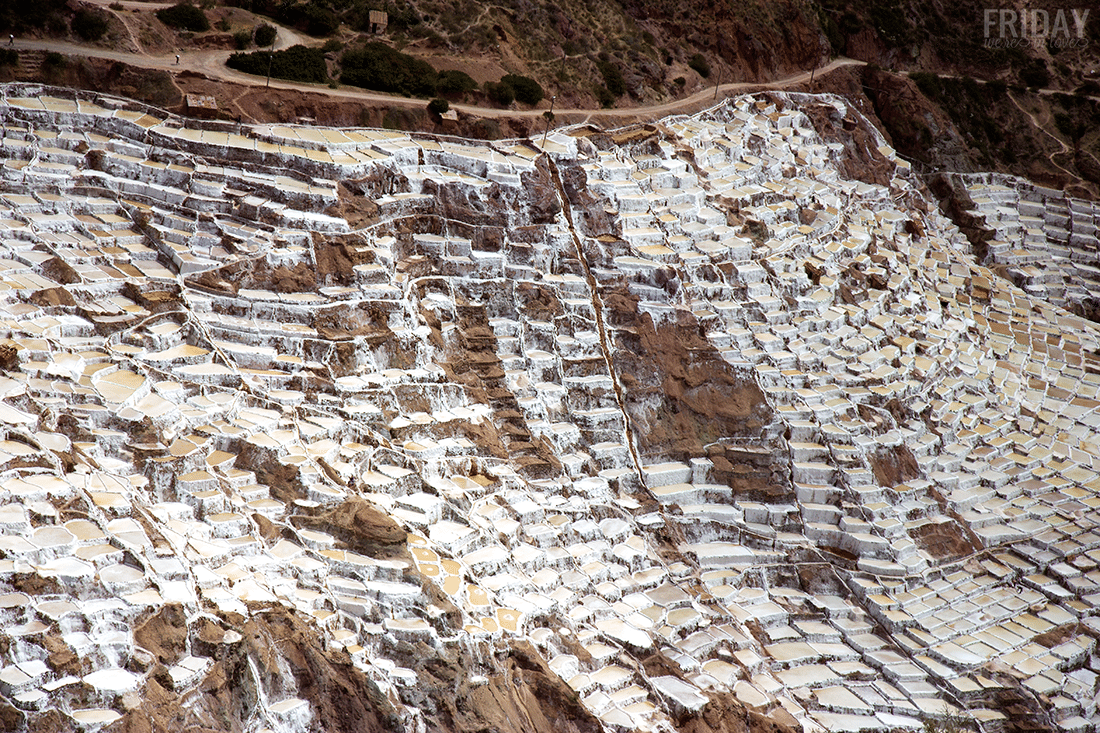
[[544, 153, 645, 485]]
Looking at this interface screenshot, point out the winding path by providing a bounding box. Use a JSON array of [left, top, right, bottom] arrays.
[[6, 30, 862, 122], [1006, 90, 1080, 182]]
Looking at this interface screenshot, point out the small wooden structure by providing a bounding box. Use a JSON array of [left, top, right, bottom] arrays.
[[440, 109, 459, 133], [184, 94, 217, 119], [368, 10, 388, 34]]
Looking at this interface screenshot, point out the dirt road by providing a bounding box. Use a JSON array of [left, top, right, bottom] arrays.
[[8, 31, 863, 123]]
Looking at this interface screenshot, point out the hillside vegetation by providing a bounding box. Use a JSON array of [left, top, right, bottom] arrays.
[[3, 0, 1099, 194]]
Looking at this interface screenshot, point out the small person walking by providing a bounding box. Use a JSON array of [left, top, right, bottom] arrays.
[[175, 54, 180, 65], [9, 35, 13, 46]]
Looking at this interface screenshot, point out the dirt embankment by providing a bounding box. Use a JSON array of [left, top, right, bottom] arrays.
[[410, 641, 602, 733], [605, 289, 768, 455], [431, 283, 562, 478], [291, 497, 408, 560], [602, 288, 778, 474]]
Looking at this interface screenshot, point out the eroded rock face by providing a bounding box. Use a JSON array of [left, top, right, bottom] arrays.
[[0, 82, 1094, 733], [606, 291, 775, 462]]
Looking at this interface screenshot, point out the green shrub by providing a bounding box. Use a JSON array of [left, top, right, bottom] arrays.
[[42, 51, 67, 73], [254, 23, 276, 47], [909, 71, 942, 100], [321, 38, 343, 53], [215, 18, 230, 32], [819, 7, 844, 53], [839, 11, 862, 37], [226, 44, 327, 83], [501, 74, 543, 105], [594, 84, 615, 108], [428, 97, 449, 116], [381, 1, 421, 31], [0, 0, 68, 35], [673, 76, 685, 87], [869, 2, 912, 47], [298, 4, 337, 36], [485, 80, 514, 106], [437, 69, 477, 96], [596, 56, 625, 97], [1020, 60, 1049, 89], [72, 9, 109, 40], [340, 42, 437, 97], [156, 3, 209, 32], [0, 49, 17, 67], [233, 29, 251, 49], [108, 1, 123, 9], [688, 53, 710, 78]]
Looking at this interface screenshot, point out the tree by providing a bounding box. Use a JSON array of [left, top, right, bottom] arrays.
[[428, 97, 449, 116], [226, 44, 327, 84], [156, 3, 210, 32], [689, 53, 710, 78], [501, 74, 543, 105], [437, 69, 477, 96], [72, 9, 109, 41], [485, 80, 514, 106], [255, 23, 276, 47], [596, 55, 625, 97], [340, 42, 438, 97]]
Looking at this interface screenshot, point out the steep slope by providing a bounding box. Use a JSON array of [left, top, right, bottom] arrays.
[[0, 82, 1098, 733]]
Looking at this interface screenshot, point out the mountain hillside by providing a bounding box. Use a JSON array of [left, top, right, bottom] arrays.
[[0, 80, 1097, 732]]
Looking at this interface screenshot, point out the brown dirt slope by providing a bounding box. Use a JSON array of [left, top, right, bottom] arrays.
[[604, 288, 772, 461]]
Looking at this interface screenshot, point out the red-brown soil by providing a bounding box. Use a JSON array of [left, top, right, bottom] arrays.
[[603, 288, 772, 462]]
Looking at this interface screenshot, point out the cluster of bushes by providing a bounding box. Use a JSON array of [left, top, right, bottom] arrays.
[[71, 9, 109, 41], [41, 51, 67, 76], [340, 42, 437, 96], [688, 53, 710, 79], [0, 0, 68, 35], [484, 80, 513, 106], [1052, 92, 1100, 144], [255, 23, 276, 47], [905, 70, 1018, 167], [275, 3, 338, 36], [156, 2, 210, 32], [817, 0, 1026, 69], [1019, 59, 1050, 89], [234, 23, 276, 49], [485, 74, 543, 106], [437, 69, 477, 95], [0, 49, 17, 67], [596, 54, 625, 98], [908, 71, 943, 100], [336, 42, 545, 105], [339, 43, 479, 98], [226, 44, 327, 83], [222, 0, 420, 38]]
